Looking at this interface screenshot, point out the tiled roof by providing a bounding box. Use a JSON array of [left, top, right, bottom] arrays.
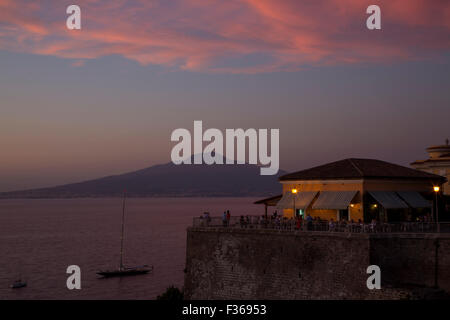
[[280, 158, 446, 182]]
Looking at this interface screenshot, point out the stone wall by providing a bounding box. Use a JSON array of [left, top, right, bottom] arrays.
[[369, 233, 450, 293], [184, 228, 450, 299]]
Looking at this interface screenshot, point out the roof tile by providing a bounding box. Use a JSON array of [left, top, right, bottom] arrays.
[[279, 158, 446, 182]]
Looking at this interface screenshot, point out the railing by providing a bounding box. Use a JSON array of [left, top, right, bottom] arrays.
[[192, 216, 450, 233]]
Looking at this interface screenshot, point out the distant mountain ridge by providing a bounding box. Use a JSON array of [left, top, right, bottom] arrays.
[[0, 158, 285, 198]]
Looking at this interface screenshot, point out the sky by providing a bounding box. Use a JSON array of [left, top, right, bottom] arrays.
[[1, 0, 450, 192]]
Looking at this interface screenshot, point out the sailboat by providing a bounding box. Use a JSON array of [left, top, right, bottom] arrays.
[[97, 191, 153, 278]]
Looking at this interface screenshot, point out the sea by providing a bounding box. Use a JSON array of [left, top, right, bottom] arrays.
[[0, 197, 261, 299]]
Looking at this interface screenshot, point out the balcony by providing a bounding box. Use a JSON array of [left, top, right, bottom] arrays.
[[192, 215, 450, 233]]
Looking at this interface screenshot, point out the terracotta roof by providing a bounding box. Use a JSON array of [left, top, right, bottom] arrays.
[[280, 158, 446, 182]]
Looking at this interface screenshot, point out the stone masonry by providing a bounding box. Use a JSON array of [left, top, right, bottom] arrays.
[[184, 228, 450, 299]]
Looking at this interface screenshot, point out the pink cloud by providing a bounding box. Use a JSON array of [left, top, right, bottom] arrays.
[[0, 0, 449, 73]]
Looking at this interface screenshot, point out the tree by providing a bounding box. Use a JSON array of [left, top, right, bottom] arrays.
[[157, 286, 184, 301]]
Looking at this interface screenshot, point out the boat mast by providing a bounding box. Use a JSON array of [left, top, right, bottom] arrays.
[[119, 190, 126, 271]]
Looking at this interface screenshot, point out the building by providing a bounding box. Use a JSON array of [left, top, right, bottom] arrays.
[[258, 158, 446, 223], [411, 139, 450, 195], [186, 158, 450, 300]]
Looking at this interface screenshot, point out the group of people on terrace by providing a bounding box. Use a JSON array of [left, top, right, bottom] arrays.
[[250, 212, 374, 232], [196, 209, 443, 233]]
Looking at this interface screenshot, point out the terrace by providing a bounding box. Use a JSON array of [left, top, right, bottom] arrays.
[[192, 215, 450, 233]]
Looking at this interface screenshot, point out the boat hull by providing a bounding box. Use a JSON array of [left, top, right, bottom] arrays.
[[10, 282, 27, 289], [97, 267, 152, 278]]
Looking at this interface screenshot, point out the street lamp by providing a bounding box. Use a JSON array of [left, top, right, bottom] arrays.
[[292, 188, 298, 218], [434, 186, 440, 233]]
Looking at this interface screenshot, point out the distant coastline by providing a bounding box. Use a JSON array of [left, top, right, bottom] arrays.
[[0, 159, 284, 199], [0, 193, 275, 199]]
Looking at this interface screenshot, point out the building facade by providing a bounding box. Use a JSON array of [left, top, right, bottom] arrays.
[[273, 158, 445, 223], [411, 140, 450, 195]]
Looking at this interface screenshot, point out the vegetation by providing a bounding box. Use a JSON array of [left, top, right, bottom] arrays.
[[157, 286, 184, 301]]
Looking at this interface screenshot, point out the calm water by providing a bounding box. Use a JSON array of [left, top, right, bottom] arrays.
[[0, 197, 260, 299]]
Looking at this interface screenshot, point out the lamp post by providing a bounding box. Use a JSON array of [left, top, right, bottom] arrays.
[[434, 186, 440, 233], [292, 188, 298, 218]]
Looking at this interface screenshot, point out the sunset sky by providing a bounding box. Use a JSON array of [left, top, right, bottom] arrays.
[[1, 0, 450, 192]]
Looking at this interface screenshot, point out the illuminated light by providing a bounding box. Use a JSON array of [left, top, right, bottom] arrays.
[[291, 188, 298, 194], [350, 204, 354, 208], [434, 186, 440, 193], [373, 204, 378, 208]]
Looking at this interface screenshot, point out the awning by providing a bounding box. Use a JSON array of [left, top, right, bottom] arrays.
[[396, 191, 431, 208], [295, 192, 318, 210], [276, 193, 293, 209], [276, 191, 318, 210], [368, 191, 408, 209], [311, 191, 357, 210]]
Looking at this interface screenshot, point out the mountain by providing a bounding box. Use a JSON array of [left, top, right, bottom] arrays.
[[0, 159, 285, 198]]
